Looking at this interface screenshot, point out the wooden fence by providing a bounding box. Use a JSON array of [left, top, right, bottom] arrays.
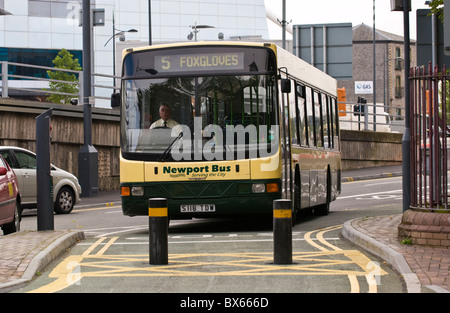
[[0, 98, 120, 190]]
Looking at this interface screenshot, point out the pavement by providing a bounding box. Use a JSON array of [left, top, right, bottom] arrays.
[[0, 164, 449, 293]]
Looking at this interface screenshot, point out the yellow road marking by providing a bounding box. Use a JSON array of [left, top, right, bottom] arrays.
[[82, 237, 106, 256], [96, 237, 118, 256], [28, 226, 388, 293], [73, 205, 122, 212], [304, 226, 387, 293]]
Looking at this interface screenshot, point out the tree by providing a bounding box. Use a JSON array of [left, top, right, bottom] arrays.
[[46, 49, 81, 104], [428, 0, 444, 22]]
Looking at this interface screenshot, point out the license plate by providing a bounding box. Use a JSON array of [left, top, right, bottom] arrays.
[[180, 204, 216, 213]]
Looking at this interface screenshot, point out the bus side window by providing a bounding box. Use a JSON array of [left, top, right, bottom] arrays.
[[313, 91, 323, 148], [332, 97, 339, 149], [322, 93, 330, 149], [305, 87, 314, 147], [295, 83, 307, 146], [327, 95, 335, 149], [327, 95, 334, 149], [289, 86, 298, 145]]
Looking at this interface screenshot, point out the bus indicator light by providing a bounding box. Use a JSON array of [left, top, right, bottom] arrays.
[[266, 183, 279, 193], [121, 186, 130, 196]]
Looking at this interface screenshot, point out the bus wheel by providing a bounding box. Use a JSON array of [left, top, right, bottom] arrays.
[[314, 201, 330, 216], [292, 184, 300, 225]]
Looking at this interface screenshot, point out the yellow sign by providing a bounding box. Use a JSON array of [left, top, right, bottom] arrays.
[[8, 182, 13, 197], [145, 160, 250, 182]]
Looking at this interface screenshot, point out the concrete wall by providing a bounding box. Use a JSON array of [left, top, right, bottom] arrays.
[[340, 129, 403, 170], [0, 99, 403, 190]]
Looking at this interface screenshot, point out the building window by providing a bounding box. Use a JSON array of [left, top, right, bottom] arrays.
[[0, 47, 82, 79], [395, 47, 402, 70], [395, 75, 402, 98], [28, 0, 82, 18]]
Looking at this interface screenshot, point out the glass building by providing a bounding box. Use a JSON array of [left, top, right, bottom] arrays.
[[0, 0, 269, 107]]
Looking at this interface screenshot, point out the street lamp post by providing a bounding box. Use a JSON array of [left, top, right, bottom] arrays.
[[79, 0, 98, 198], [373, 0, 377, 131], [148, 0, 152, 45], [402, 0, 411, 213], [188, 23, 215, 41], [391, 0, 411, 213], [382, 56, 403, 119], [104, 13, 137, 90]]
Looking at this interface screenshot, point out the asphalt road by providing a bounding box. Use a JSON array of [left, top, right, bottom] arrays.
[[14, 175, 407, 294]]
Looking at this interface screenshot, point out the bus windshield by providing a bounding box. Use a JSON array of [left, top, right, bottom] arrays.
[[121, 74, 278, 162]]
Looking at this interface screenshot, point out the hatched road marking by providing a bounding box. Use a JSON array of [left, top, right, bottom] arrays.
[[28, 225, 387, 293]]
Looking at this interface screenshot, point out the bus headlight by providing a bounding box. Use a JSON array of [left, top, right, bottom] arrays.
[[131, 186, 144, 196], [252, 183, 265, 193]]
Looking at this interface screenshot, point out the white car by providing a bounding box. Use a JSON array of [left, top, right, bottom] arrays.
[[0, 146, 82, 214]]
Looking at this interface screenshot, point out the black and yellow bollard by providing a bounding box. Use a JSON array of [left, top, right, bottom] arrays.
[[149, 198, 168, 265], [273, 199, 292, 264]]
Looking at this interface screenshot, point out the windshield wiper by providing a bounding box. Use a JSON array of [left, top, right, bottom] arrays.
[[157, 132, 183, 162]]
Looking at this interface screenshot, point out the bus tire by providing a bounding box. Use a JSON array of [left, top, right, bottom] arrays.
[[292, 184, 300, 225]]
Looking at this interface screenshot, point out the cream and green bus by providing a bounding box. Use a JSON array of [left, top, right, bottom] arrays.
[[112, 41, 341, 222]]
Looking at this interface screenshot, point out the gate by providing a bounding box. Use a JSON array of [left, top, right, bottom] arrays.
[[410, 62, 450, 211]]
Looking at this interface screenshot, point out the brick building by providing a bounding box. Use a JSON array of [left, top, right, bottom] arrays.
[[339, 23, 417, 122]]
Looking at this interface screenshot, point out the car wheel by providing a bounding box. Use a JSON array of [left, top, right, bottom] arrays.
[[54, 187, 75, 214], [2, 202, 20, 235]]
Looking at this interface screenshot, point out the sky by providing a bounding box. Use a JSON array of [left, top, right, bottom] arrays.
[[265, 0, 432, 40]]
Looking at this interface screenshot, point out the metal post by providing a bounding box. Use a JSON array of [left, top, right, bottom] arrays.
[[149, 198, 169, 265], [402, 0, 411, 212], [36, 109, 53, 231], [79, 0, 99, 198], [373, 0, 377, 131], [323, 26, 327, 74], [82, 0, 91, 146], [2, 62, 8, 98], [148, 0, 152, 45], [282, 0, 286, 49], [273, 199, 292, 264], [112, 12, 116, 91]]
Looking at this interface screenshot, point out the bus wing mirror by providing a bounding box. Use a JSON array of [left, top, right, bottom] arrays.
[[111, 93, 120, 108], [281, 78, 291, 93]]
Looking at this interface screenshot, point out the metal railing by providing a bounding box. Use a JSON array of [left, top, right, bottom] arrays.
[[2, 60, 408, 125], [0, 61, 117, 105], [338, 101, 405, 133], [409, 62, 450, 212], [0, 61, 80, 100]]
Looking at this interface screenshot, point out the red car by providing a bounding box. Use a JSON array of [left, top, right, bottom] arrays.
[[0, 155, 20, 235]]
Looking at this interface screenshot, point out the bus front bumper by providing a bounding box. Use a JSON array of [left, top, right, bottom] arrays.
[[120, 179, 281, 218]]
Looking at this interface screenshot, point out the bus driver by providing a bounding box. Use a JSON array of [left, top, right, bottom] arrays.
[[150, 104, 179, 129]]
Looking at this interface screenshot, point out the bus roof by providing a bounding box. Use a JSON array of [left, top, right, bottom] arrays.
[[121, 41, 275, 57], [276, 45, 337, 96]]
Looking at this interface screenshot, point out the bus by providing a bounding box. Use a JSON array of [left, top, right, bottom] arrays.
[[112, 41, 341, 222]]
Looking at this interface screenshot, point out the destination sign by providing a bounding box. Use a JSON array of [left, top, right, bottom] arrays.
[[154, 52, 244, 73]]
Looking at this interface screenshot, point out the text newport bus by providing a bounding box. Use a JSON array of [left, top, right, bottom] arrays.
[[112, 41, 341, 222]]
